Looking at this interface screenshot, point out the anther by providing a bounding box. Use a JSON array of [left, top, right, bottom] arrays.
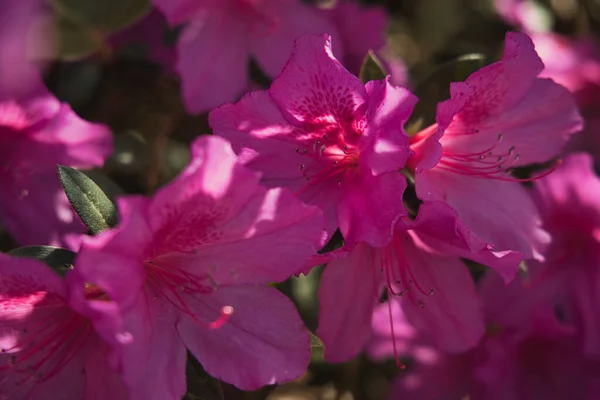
[[299, 164, 305, 171], [419, 300, 425, 308], [429, 288, 435, 295]]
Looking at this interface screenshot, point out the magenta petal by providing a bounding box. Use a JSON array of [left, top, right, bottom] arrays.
[[338, 169, 407, 247], [317, 243, 380, 362], [416, 168, 550, 261], [74, 196, 151, 307], [209, 90, 313, 187], [367, 300, 419, 360], [177, 285, 310, 390], [362, 78, 415, 175], [111, 296, 187, 399], [252, 1, 340, 78], [400, 233, 485, 352], [268, 33, 366, 125], [148, 136, 325, 284], [176, 8, 250, 113]]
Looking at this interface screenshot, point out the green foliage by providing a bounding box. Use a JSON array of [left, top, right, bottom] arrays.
[[184, 353, 223, 400], [406, 53, 489, 134], [359, 51, 387, 84], [58, 165, 119, 235], [49, 0, 151, 60], [8, 245, 76, 277]]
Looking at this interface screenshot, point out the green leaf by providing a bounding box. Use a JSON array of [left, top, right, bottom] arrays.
[[184, 353, 223, 400], [406, 53, 489, 134], [58, 165, 119, 235], [50, 0, 151, 60], [8, 246, 76, 277], [359, 50, 387, 84]]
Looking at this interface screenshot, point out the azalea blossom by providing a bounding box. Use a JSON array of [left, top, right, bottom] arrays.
[[152, 0, 340, 113], [0, 253, 127, 400], [408, 31, 582, 260], [0, 0, 48, 99], [532, 153, 600, 359], [316, 201, 521, 362], [0, 88, 112, 248], [210, 33, 415, 248], [369, 270, 600, 400], [67, 135, 326, 397]]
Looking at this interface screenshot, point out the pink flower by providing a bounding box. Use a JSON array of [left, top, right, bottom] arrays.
[[0, 253, 127, 400], [369, 271, 600, 400], [210, 33, 415, 248], [532, 153, 600, 359], [408, 31, 582, 260], [316, 201, 521, 362], [67, 135, 326, 397], [318, 0, 408, 85], [0, 89, 112, 248], [152, 0, 340, 113], [0, 0, 50, 99]]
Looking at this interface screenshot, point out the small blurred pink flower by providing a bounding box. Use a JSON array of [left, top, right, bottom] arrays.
[[369, 270, 600, 400], [532, 153, 600, 359], [68, 135, 326, 397], [152, 0, 340, 113], [0, 0, 51, 100], [0, 253, 127, 400], [318, 0, 408, 85], [0, 88, 112, 248], [210, 33, 414, 248], [408, 31, 582, 261], [316, 201, 520, 363]]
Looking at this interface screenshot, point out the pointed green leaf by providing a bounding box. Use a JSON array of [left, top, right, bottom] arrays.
[[58, 165, 119, 235], [359, 50, 387, 84], [8, 245, 76, 277], [406, 53, 489, 133]]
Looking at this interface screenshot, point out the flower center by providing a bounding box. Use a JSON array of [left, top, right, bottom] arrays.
[[144, 257, 233, 329], [293, 123, 363, 195], [0, 294, 92, 387]]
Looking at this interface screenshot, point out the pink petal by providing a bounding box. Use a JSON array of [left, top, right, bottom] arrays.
[[73, 196, 151, 307], [177, 285, 310, 390], [399, 232, 485, 352], [338, 168, 407, 247], [268, 33, 366, 125], [110, 295, 187, 399], [367, 300, 419, 360], [320, 0, 386, 75], [440, 32, 582, 166], [317, 242, 380, 362], [252, 1, 341, 78], [409, 201, 522, 283], [148, 136, 326, 284], [362, 78, 415, 176], [209, 90, 315, 187], [416, 168, 550, 261], [176, 8, 250, 113]]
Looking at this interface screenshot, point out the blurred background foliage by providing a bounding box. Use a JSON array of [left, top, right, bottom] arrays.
[[4, 0, 597, 398]]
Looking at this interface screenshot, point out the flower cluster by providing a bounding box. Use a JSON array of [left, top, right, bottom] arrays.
[[1, 0, 598, 398]]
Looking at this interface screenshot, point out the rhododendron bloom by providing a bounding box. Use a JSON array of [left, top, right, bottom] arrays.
[[316, 201, 521, 362], [533, 153, 600, 359], [0, 0, 48, 99], [210, 34, 415, 248], [0, 253, 127, 399], [369, 271, 600, 400], [0, 89, 112, 248], [152, 0, 339, 113], [408, 31, 582, 260], [68, 136, 326, 397]]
